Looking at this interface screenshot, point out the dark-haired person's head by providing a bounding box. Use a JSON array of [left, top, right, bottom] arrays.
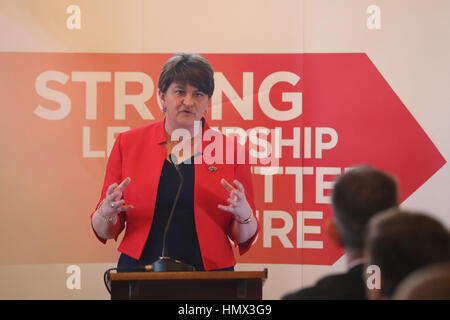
[[326, 165, 399, 259], [158, 52, 214, 98], [393, 262, 450, 300], [365, 209, 450, 299], [157, 53, 214, 134]]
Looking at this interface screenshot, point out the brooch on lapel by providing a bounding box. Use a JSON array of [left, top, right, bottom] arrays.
[[208, 166, 217, 173]]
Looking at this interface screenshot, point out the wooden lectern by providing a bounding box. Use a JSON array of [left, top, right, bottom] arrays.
[[107, 270, 267, 300]]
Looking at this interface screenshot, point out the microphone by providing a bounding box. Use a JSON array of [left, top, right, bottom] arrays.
[[149, 153, 197, 272]]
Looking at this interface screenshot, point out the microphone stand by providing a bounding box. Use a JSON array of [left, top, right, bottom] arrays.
[[150, 153, 196, 272]]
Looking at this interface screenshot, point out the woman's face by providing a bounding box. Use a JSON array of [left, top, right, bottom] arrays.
[[159, 81, 210, 134]]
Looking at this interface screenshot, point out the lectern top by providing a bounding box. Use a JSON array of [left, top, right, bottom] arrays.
[[109, 270, 267, 282]]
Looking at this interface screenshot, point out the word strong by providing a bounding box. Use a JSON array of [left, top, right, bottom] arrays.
[[33, 70, 301, 121]]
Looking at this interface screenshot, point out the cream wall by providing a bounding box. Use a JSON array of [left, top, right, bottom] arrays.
[[0, 0, 449, 299]]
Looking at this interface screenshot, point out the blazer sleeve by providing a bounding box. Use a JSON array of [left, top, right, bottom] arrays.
[[90, 133, 126, 244]]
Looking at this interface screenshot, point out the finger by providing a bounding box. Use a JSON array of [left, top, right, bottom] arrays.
[[229, 189, 245, 203], [119, 204, 134, 211], [233, 180, 245, 193], [116, 177, 131, 192], [110, 199, 125, 210], [106, 190, 122, 202], [106, 183, 118, 196], [221, 178, 236, 193], [227, 197, 236, 206], [218, 204, 233, 212]]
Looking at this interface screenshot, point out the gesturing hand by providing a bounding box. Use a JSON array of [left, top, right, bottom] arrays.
[[100, 177, 134, 219], [218, 178, 253, 223]]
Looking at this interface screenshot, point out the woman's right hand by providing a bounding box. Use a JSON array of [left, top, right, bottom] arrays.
[[100, 177, 133, 219]]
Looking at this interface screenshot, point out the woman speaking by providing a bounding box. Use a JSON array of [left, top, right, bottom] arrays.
[[91, 53, 259, 272]]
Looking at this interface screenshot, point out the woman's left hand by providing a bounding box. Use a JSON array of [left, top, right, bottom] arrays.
[[218, 178, 253, 223]]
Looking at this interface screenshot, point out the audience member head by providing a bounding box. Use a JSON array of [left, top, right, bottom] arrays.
[[327, 165, 399, 259], [365, 209, 450, 299], [393, 262, 450, 300]]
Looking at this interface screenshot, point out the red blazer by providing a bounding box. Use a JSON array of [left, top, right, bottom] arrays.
[[91, 119, 258, 270]]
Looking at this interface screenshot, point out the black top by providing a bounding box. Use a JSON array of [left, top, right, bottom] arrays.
[[117, 157, 204, 271], [281, 264, 367, 300]]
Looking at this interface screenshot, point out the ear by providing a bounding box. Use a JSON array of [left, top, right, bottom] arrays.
[[158, 89, 166, 104], [203, 97, 211, 116], [325, 219, 344, 248]]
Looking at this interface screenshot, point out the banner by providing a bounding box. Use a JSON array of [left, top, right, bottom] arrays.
[[0, 52, 445, 265]]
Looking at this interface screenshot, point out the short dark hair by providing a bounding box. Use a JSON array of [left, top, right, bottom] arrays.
[[331, 165, 398, 253], [365, 209, 450, 298], [158, 52, 215, 97], [393, 262, 450, 300]]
